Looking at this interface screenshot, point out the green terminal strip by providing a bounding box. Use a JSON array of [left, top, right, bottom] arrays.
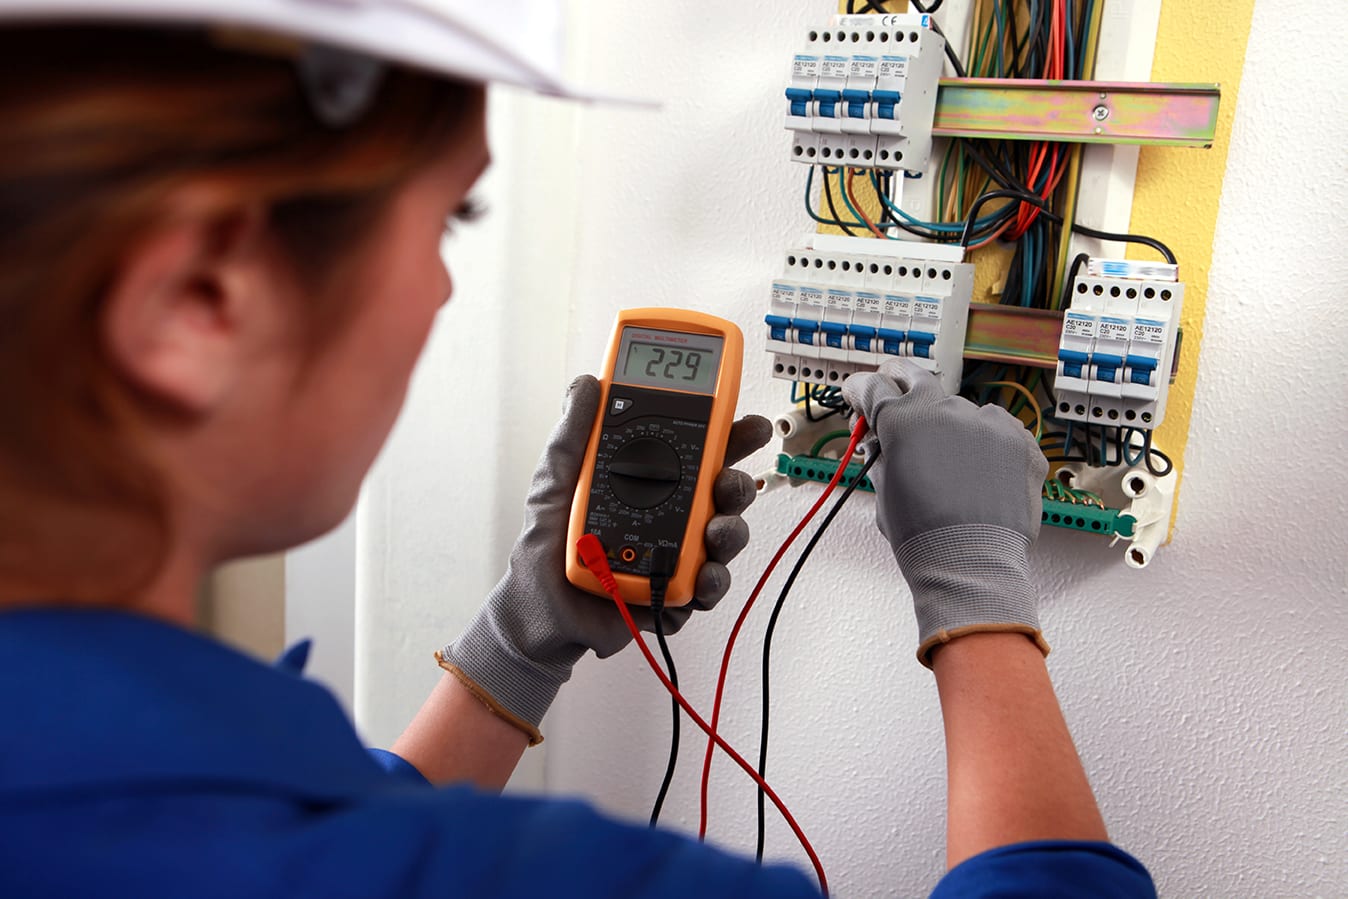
[[776, 453, 875, 492], [1040, 498, 1136, 538], [774, 454, 1137, 539]]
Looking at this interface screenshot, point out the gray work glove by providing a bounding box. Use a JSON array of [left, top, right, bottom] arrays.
[[437, 375, 772, 743], [841, 359, 1050, 668]]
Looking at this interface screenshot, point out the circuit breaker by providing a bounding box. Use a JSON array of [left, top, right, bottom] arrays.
[[766, 239, 972, 394], [1053, 259, 1184, 429], [784, 13, 944, 173]]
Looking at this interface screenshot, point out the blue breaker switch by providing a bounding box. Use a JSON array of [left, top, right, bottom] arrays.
[[877, 327, 906, 356], [842, 89, 870, 119], [849, 324, 876, 353], [1058, 348, 1090, 381], [872, 89, 901, 120], [765, 314, 791, 343], [813, 88, 841, 118], [792, 317, 819, 347], [909, 330, 936, 359], [820, 321, 848, 350], [785, 87, 812, 118], [1126, 354, 1158, 386], [1093, 353, 1123, 383]]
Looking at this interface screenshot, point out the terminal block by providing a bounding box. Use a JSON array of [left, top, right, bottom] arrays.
[[784, 13, 944, 173], [765, 240, 973, 394], [1053, 258, 1184, 429]]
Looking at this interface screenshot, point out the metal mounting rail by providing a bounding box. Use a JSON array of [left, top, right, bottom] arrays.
[[933, 79, 1221, 148], [964, 303, 1064, 369]]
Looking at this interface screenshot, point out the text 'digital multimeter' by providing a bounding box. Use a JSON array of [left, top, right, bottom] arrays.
[[565, 308, 745, 607]]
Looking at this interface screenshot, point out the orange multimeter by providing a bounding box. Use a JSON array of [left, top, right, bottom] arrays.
[[565, 308, 745, 607]]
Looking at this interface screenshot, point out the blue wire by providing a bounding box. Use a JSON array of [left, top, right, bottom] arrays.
[[1065, 0, 1075, 81], [867, 170, 1008, 234]]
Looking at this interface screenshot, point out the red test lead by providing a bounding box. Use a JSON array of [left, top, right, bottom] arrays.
[[576, 534, 829, 898], [697, 415, 870, 842]]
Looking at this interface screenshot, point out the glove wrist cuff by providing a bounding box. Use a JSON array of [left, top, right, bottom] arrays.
[[896, 524, 1048, 669], [439, 607, 583, 732], [434, 652, 545, 746]]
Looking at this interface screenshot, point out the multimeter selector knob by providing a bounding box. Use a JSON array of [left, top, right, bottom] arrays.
[[607, 437, 682, 509]]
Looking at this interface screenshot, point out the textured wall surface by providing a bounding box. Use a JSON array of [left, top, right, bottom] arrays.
[[357, 0, 1348, 896]]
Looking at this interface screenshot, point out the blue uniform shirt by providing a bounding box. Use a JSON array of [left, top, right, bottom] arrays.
[[0, 609, 1154, 897]]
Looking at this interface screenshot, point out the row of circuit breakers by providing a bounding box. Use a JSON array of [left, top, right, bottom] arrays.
[[786, 13, 945, 172], [771, 12, 1186, 431], [764, 244, 1185, 429]]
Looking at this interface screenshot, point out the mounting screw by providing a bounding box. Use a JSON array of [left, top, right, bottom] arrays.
[[1092, 104, 1110, 122]]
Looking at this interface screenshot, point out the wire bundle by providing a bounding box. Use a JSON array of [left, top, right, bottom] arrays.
[[818, 0, 1179, 312]]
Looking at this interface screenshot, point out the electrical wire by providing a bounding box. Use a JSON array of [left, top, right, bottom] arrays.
[[698, 418, 870, 843], [843, 168, 887, 239], [647, 556, 679, 828], [819, 166, 861, 237], [808, 429, 853, 459], [1069, 223, 1177, 265], [575, 534, 829, 897], [648, 608, 679, 827], [756, 450, 880, 862], [960, 189, 1053, 249], [977, 380, 1044, 439]]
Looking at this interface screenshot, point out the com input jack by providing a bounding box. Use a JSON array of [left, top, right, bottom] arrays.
[[619, 545, 638, 564]]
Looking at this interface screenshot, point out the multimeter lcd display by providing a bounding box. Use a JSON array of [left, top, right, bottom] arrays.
[[613, 327, 724, 395]]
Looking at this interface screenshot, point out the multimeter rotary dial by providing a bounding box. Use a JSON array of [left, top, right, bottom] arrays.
[[606, 436, 682, 509]]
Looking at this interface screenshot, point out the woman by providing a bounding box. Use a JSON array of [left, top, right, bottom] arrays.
[[0, 2, 1154, 896]]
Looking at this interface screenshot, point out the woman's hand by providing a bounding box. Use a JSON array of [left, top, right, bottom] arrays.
[[436, 375, 771, 741]]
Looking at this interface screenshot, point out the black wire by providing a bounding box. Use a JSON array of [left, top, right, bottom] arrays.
[[1142, 430, 1173, 477], [755, 450, 880, 862], [819, 166, 860, 238], [1069, 223, 1177, 265], [959, 189, 1053, 248], [1061, 252, 1090, 307], [648, 589, 679, 827]]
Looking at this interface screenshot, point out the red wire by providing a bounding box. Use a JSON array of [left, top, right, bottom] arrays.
[[576, 534, 829, 898], [1010, 0, 1067, 238], [698, 417, 869, 840]]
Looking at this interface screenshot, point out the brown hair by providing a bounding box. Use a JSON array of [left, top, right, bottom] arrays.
[[0, 26, 482, 603]]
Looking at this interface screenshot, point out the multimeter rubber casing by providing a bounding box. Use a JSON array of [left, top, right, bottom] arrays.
[[565, 308, 744, 607]]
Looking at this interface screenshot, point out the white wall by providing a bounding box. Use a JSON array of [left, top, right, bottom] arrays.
[[356, 0, 1348, 895]]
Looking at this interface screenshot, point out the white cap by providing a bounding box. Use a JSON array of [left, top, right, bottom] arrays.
[[0, 0, 625, 106]]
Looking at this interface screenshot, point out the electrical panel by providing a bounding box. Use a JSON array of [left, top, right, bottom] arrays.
[[765, 239, 973, 394], [1053, 259, 1184, 430], [761, 2, 1223, 571], [784, 13, 944, 173]]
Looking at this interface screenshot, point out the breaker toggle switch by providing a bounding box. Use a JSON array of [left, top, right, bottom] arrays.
[[872, 89, 901, 120], [765, 314, 791, 343], [849, 324, 876, 353], [1093, 353, 1123, 384], [792, 317, 819, 346], [820, 321, 848, 350], [813, 88, 841, 118], [1126, 355, 1158, 386], [785, 87, 812, 118], [1058, 348, 1090, 380], [909, 330, 936, 358], [878, 327, 906, 356], [842, 89, 870, 119]]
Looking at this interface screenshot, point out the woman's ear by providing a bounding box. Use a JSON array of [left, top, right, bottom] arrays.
[[101, 192, 270, 416]]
